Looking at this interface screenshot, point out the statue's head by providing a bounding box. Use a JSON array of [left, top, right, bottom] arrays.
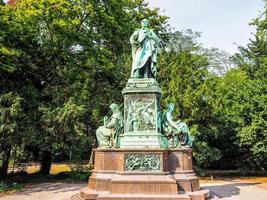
[[110, 103, 119, 112], [168, 103, 175, 112], [141, 19, 149, 28]]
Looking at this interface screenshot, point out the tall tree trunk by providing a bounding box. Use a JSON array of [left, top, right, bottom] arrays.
[[39, 151, 52, 175], [0, 145, 11, 177]]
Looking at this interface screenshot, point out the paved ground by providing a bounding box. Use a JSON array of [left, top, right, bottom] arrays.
[[201, 178, 267, 200], [1, 178, 267, 200], [0, 183, 85, 200]]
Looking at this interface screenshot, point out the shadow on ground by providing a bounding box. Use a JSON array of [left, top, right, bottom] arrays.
[[203, 182, 260, 199], [16, 183, 86, 196]]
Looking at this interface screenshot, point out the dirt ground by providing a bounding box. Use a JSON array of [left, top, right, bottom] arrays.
[[1, 178, 267, 200]]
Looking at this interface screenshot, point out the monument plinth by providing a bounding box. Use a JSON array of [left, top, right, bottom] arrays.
[[120, 78, 163, 148], [72, 19, 210, 200], [73, 148, 209, 200]]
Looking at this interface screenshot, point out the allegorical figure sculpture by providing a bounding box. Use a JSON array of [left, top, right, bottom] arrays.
[[162, 103, 193, 147], [126, 99, 156, 132], [130, 19, 160, 78], [96, 103, 123, 148], [138, 100, 156, 130]]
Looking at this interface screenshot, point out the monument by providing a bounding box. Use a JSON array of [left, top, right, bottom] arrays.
[[72, 19, 210, 200]]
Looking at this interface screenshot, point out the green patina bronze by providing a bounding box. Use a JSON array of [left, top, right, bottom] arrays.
[[130, 19, 160, 78], [162, 103, 194, 147], [124, 154, 160, 171], [96, 103, 123, 148], [95, 19, 193, 151], [120, 78, 164, 148]]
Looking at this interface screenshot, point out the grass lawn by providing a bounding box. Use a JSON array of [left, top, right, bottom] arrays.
[[26, 163, 71, 175]]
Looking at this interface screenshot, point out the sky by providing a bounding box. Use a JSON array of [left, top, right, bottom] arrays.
[[3, 0, 264, 54], [148, 0, 265, 54]]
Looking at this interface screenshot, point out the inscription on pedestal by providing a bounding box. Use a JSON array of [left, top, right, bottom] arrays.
[[124, 154, 160, 171]]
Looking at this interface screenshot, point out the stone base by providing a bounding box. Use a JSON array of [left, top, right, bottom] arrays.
[[72, 189, 209, 200], [120, 132, 162, 148], [121, 78, 164, 148], [72, 148, 209, 200]]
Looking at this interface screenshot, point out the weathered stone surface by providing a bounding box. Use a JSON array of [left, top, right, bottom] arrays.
[[73, 148, 209, 200], [120, 78, 165, 148], [124, 153, 161, 171], [122, 78, 162, 94]]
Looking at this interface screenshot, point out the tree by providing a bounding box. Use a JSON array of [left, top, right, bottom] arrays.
[[231, 3, 267, 170], [158, 31, 222, 169], [0, 0, 169, 175], [0, 92, 24, 176], [203, 48, 234, 76]]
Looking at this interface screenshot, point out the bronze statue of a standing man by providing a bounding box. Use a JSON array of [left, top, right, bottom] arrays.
[[130, 19, 160, 78]]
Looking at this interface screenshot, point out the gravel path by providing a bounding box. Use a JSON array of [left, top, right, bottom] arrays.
[[1, 179, 266, 200]]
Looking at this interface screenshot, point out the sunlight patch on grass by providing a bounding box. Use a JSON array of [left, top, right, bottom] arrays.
[[50, 164, 71, 175], [26, 164, 71, 175], [26, 165, 40, 174]]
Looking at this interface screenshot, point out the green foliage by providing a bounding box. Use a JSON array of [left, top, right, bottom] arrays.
[[193, 141, 221, 169], [231, 4, 267, 170], [0, 182, 22, 193], [0, 0, 266, 176], [0, 0, 169, 176], [69, 163, 92, 181], [0, 92, 25, 176], [158, 30, 223, 168], [159, 19, 266, 171]]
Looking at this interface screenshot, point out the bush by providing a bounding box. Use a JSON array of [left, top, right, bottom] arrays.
[[68, 163, 93, 181], [0, 182, 22, 193]]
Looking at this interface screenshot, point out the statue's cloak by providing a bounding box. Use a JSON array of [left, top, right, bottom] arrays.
[[130, 28, 159, 77]]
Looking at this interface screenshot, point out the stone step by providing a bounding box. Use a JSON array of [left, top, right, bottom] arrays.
[[77, 188, 191, 200], [97, 193, 191, 200], [74, 188, 210, 200]]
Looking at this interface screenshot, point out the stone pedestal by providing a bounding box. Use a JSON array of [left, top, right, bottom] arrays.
[[72, 78, 211, 200], [120, 78, 164, 148], [72, 148, 209, 200]]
